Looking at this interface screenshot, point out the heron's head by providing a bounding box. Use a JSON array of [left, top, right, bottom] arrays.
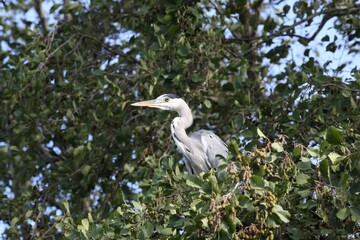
[[131, 93, 184, 111]]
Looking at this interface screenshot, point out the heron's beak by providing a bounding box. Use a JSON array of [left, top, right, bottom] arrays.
[[131, 99, 161, 108]]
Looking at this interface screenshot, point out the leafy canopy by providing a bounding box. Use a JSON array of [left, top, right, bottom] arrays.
[[0, 0, 360, 239]]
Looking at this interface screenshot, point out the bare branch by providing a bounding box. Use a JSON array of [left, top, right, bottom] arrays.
[[36, 34, 76, 71], [80, 34, 139, 64], [0, 0, 7, 7], [224, 3, 360, 44], [34, 0, 48, 35]]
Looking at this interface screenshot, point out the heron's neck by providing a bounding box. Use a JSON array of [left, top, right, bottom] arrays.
[[171, 102, 193, 152], [177, 104, 193, 129]]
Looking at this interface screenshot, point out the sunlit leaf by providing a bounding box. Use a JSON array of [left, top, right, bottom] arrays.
[[257, 128, 267, 139], [271, 142, 284, 152], [64, 201, 70, 215], [306, 147, 319, 157], [336, 208, 350, 220], [328, 152, 346, 164], [132, 201, 143, 211], [272, 205, 290, 223], [81, 218, 89, 231], [296, 173, 310, 185], [204, 99, 211, 109]]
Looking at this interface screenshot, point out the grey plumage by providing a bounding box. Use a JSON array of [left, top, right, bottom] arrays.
[[131, 94, 228, 174]]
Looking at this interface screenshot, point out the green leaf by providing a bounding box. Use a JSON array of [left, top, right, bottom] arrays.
[[230, 140, 240, 155], [328, 152, 339, 161], [283, 5, 290, 14], [116, 206, 123, 215], [257, 128, 267, 138], [187, 6, 200, 20], [272, 205, 290, 223], [81, 165, 92, 176], [321, 35, 330, 42], [319, 159, 330, 181], [132, 201, 143, 211], [296, 173, 310, 185], [293, 146, 301, 157], [81, 218, 89, 231], [336, 208, 350, 220], [328, 152, 346, 164], [152, 23, 160, 33], [74, 145, 85, 158], [158, 227, 173, 235], [204, 99, 211, 109], [25, 210, 33, 218], [10, 217, 19, 227], [241, 129, 254, 138], [77, 225, 88, 239], [230, 22, 242, 31], [55, 222, 64, 230], [341, 89, 351, 98], [350, 208, 360, 221], [88, 212, 94, 223], [161, 14, 172, 24], [223, 214, 236, 233], [306, 147, 319, 157], [201, 217, 209, 228], [325, 126, 343, 145], [271, 142, 284, 152], [174, 164, 181, 179], [350, 181, 360, 194], [350, 96, 357, 109], [64, 201, 70, 215], [186, 175, 202, 189], [207, 174, 220, 194], [149, 42, 160, 51], [250, 175, 265, 189], [297, 158, 312, 170], [238, 195, 252, 208]]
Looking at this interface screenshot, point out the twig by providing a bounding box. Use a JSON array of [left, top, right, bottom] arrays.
[[222, 182, 241, 201], [36, 35, 76, 71], [80, 34, 139, 64], [322, 83, 360, 92], [0, 0, 7, 7]]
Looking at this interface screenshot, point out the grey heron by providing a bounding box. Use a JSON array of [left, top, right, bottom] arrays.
[[131, 93, 228, 175]]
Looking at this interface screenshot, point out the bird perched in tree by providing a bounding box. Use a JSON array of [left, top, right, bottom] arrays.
[[131, 93, 228, 175]]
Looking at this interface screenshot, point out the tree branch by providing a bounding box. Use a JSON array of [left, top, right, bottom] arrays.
[[0, 0, 7, 7], [208, 0, 241, 40], [34, 0, 48, 35], [224, 3, 360, 44], [36, 34, 76, 71], [80, 34, 139, 64]]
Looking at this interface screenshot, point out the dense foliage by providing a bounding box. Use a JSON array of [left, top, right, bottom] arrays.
[[1, 0, 360, 239]]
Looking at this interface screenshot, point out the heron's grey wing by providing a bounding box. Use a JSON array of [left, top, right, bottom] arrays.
[[189, 130, 228, 169], [182, 143, 212, 175]]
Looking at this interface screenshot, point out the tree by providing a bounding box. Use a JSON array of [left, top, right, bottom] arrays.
[[1, 0, 360, 239]]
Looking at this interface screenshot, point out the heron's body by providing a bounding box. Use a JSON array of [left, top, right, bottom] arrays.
[[131, 94, 228, 174]]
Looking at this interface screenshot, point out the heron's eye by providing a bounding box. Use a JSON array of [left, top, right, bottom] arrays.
[[164, 97, 170, 102]]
